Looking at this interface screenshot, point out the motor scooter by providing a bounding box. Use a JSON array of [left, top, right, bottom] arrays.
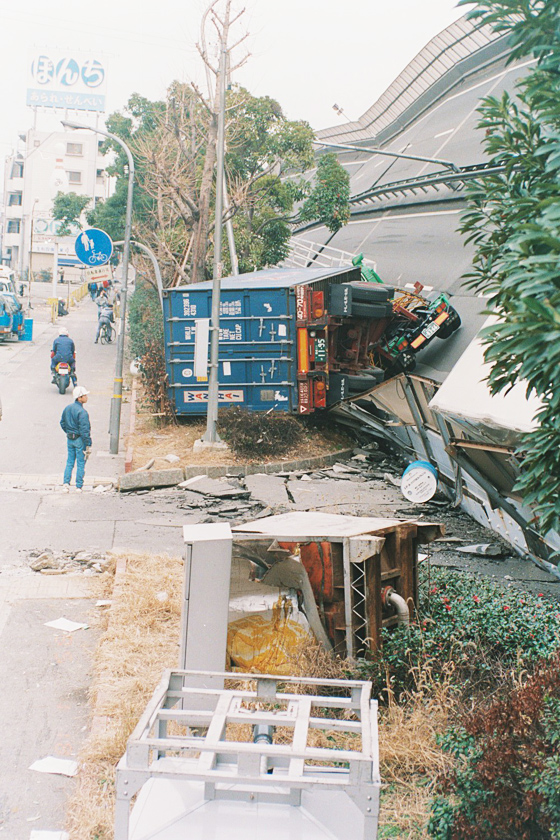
[[53, 362, 71, 395]]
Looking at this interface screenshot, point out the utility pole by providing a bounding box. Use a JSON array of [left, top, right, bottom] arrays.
[[201, 6, 229, 446]]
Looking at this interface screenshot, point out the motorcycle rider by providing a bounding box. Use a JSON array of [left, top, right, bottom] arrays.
[[51, 326, 77, 386]]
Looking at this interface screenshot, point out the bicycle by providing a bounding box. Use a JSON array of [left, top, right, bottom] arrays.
[[99, 322, 116, 344]]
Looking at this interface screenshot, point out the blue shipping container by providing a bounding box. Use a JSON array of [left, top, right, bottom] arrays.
[[163, 265, 359, 415]]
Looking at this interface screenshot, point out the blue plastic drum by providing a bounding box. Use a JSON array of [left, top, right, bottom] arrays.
[[401, 460, 438, 503]]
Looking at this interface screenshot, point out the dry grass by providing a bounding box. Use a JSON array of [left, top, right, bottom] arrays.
[[67, 553, 451, 840], [130, 389, 354, 471], [66, 552, 183, 840]]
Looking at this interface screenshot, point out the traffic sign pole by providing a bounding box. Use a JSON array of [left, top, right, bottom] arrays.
[[64, 119, 133, 456]]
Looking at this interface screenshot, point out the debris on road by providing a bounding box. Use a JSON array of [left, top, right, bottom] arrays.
[[118, 467, 185, 492], [28, 548, 109, 575], [179, 475, 251, 499], [29, 756, 78, 777], [457, 543, 508, 557], [44, 618, 88, 633]]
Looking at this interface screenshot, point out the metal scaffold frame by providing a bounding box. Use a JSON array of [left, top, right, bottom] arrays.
[[115, 670, 381, 840]]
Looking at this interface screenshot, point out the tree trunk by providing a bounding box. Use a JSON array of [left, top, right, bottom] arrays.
[[191, 112, 218, 283]]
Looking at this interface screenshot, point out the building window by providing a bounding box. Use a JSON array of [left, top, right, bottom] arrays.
[[67, 171, 83, 185], [98, 140, 105, 153], [96, 169, 104, 178], [66, 142, 83, 156], [8, 193, 22, 206], [10, 162, 24, 178], [7, 220, 21, 234]]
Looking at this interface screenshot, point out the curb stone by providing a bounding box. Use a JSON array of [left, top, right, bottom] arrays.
[[124, 375, 138, 474], [117, 448, 357, 490], [183, 448, 357, 479]]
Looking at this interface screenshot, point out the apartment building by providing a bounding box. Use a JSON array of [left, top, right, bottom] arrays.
[[2, 128, 113, 280]]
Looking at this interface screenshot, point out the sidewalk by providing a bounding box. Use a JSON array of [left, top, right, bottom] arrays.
[[0, 288, 127, 483], [0, 289, 128, 838]]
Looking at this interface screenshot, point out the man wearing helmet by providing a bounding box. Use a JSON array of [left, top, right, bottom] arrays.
[[60, 386, 92, 492], [51, 327, 77, 386]]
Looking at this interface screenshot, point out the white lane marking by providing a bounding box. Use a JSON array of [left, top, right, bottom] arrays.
[[435, 129, 454, 138]]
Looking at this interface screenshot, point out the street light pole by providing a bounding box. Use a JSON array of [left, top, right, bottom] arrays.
[[114, 239, 163, 306], [314, 139, 460, 173], [61, 119, 134, 455]]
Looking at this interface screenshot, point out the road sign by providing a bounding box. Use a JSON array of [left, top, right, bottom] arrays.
[[75, 228, 113, 266], [84, 265, 112, 283]]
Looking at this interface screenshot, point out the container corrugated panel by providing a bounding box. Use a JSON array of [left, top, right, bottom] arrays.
[[169, 356, 295, 413], [164, 266, 361, 415]]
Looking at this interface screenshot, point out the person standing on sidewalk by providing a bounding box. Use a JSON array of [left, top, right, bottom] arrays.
[[60, 386, 92, 492]]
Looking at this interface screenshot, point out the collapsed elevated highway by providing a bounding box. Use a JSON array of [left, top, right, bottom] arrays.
[[285, 16, 559, 572]]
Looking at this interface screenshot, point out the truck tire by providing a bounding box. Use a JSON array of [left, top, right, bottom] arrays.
[[437, 307, 461, 339], [348, 282, 395, 302], [346, 374, 380, 394]]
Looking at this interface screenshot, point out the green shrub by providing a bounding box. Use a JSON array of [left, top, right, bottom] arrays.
[[428, 652, 560, 840], [218, 406, 301, 459], [357, 568, 560, 701], [128, 280, 174, 417]]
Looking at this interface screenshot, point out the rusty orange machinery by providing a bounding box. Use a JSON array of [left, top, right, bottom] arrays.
[[295, 283, 392, 415], [279, 519, 443, 657], [295, 285, 329, 414]]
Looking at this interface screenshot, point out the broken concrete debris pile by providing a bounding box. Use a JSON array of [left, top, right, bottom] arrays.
[[28, 548, 110, 575]]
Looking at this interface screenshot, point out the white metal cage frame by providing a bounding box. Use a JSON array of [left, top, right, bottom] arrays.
[[115, 669, 380, 840]]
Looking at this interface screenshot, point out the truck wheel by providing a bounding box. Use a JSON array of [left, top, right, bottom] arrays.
[[437, 307, 461, 339]]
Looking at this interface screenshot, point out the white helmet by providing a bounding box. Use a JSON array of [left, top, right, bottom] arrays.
[[73, 386, 90, 399], [58, 327, 69, 336]]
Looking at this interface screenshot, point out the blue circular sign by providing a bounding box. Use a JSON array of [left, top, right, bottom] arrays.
[[74, 229, 113, 266]]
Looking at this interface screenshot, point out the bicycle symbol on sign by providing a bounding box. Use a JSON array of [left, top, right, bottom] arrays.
[[87, 250, 108, 265]]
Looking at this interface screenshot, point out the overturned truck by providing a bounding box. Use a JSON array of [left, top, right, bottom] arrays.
[[163, 265, 461, 415]]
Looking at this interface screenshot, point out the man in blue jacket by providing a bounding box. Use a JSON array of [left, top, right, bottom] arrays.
[[51, 327, 77, 386], [60, 386, 92, 492]]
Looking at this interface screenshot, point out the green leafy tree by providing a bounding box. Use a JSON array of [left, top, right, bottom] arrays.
[[299, 153, 350, 233], [51, 191, 91, 236], [459, 0, 560, 538], [86, 3, 350, 286]]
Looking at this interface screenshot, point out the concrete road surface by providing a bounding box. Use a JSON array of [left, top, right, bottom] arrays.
[[0, 288, 183, 838], [0, 283, 126, 479]]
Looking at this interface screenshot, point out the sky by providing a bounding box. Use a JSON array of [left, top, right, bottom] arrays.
[[0, 0, 470, 159]]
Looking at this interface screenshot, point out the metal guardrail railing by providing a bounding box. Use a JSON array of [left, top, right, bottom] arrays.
[[316, 16, 511, 147], [349, 161, 506, 209], [282, 238, 378, 270], [292, 163, 507, 235], [48, 282, 90, 324], [69, 281, 89, 308]]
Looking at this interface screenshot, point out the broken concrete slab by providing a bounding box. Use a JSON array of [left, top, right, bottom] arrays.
[[118, 468, 185, 492], [180, 475, 250, 499], [287, 478, 403, 512], [331, 463, 362, 474], [244, 474, 292, 509]]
